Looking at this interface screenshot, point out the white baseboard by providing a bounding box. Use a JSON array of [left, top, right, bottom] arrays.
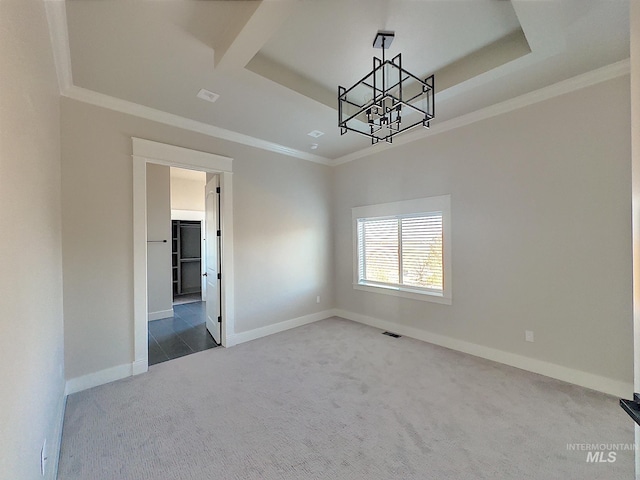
[[335, 309, 633, 398], [229, 309, 336, 346], [65, 363, 133, 396], [49, 389, 66, 480], [64, 309, 631, 399], [64, 310, 336, 394], [132, 358, 148, 376], [148, 308, 174, 321]]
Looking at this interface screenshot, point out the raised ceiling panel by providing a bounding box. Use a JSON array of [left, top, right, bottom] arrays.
[[255, 0, 523, 94], [62, 0, 630, 161], [67, 1, 259, 119]]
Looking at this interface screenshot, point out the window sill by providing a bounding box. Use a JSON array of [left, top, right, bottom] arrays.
[[353, 282, 452, 305]]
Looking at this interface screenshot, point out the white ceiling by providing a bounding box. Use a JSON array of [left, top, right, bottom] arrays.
[[60, 0, 630, 163], [257, 1, 522, 92]]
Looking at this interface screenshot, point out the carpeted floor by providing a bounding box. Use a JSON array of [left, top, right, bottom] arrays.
[[58, 317, 633, 480]]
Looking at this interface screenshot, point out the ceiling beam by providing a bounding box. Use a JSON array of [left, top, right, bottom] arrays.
[[510, 0, 566, 57], [44, 0, 73, 94], [245, 53, 336, 109], [435, 29, 530, 95], [214, 0, 300, 72]]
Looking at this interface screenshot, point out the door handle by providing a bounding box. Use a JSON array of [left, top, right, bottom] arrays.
[[202, 273, 207, 277]]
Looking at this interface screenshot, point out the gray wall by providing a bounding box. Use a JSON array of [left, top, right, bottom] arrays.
[[0, 1, 65, 478], [333, 76, 633, 384], [631, 0, 640, 392], [146, 163, 173, 318], [61, 98, 333, 380]]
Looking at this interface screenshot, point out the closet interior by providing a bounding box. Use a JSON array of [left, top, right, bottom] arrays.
[[172, 220, 202, 301]]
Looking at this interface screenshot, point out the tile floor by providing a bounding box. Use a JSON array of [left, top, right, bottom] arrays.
[[148, 301, 218, 366], [173, 292, 203, 305]]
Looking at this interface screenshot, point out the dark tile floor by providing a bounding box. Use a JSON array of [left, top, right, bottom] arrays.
[[148, 301, 218, 366], [173, 293, 203, 305]]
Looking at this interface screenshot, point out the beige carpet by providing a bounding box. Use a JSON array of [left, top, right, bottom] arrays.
[[58, 317, 633, 479]]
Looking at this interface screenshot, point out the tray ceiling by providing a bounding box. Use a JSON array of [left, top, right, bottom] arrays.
[[58, 0, 630, 162]]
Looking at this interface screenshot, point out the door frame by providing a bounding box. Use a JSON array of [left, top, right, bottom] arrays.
[[132, 137, 235, 375]]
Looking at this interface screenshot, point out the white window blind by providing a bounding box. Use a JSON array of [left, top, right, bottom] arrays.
[[352, 195, 451, 304], [401, 215, 443, 290], [360, 218, 399, 285], [357, 213, 443, 293]]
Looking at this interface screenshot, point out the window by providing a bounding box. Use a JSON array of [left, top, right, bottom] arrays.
[[352, 195, 451, 304]]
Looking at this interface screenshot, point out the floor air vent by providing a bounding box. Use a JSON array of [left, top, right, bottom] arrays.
[[382, 331, 401, 338]]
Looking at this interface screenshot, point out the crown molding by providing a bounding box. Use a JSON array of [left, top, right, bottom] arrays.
[[64, 85, 332, 165], [45, 1, 629, 169], [332, 58, 631, 166], [44, 1, 332, 166]]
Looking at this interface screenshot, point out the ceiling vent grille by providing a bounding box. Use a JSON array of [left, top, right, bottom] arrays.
[[382, 331, 401, 338]]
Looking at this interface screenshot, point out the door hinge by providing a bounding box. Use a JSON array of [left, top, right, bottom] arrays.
[[216, 230, 221, 237], [216, 187, 220, 194], [217, 273, 221, 280], [217, 316, 222, 323]]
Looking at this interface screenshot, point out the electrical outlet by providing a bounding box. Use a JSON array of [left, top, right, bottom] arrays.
[[525, 330, 534, 342], [41, 439, 47, 476], [316, 296, 321, 304]]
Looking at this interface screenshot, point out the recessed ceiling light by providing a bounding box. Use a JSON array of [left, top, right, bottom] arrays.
[[307, 130, 324, 138], [310, 143, 319, 150], [197, 88, 219, 103]]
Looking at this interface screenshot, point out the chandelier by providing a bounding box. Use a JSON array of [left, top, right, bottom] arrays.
[[338, 31, 435, 145]]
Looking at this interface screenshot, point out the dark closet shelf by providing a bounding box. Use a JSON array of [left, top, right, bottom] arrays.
[[172, 220, 202, 298]]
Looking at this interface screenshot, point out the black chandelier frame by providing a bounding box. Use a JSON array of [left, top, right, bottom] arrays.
[[338, 33, 435, 145]]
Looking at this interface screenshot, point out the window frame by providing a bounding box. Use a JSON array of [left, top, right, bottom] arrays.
[[352, 195, 452, 305]]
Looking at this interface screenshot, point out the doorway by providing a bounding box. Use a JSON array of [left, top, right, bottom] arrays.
[[132, 138, 234, 376], [147, 167, 220, 366]]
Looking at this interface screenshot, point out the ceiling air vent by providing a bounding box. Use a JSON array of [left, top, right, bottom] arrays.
[[382, 331, 401, 338]]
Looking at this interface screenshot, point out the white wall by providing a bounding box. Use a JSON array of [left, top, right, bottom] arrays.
[[171, 172, 206, 212], [333, 76, 633, 390], [0, 1, 65, 479], [146, 163, 173, 320], [61, 98, 333, 380], [631, 0, 640, 392], [629, 3, 640, 473]]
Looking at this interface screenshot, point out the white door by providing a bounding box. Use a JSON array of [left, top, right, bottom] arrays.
[[205, 176, 221, 344], [200, 220, 206, 301]]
